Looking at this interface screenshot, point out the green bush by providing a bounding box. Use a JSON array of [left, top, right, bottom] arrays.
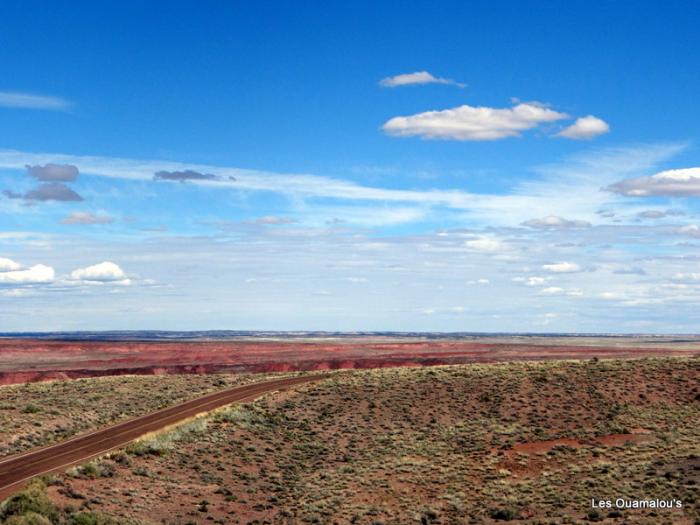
[[0, 480, 59, 522], [3, 511, 52, 525], [489, 507, 517, 521]]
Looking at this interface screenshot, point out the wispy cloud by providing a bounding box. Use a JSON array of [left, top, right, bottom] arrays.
[[61, 212, 114, 225], [153, 169, 222, 183], [379, 71, 465, 88], [0, 91, 70, 111], [0, 142, 687, 229], [251, 216, 298, 225], [522, 215, 591, 230]]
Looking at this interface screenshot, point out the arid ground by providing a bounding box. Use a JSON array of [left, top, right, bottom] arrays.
[[1, 334, 699, 385], [0, 356, 698, 524]]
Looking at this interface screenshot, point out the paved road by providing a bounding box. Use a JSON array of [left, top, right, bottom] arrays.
[[0, 374, 327, 501]]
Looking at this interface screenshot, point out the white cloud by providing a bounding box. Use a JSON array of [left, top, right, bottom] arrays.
[[0, 91, 70, 111], [677, 224, 700, 237], [525, 276, 547, 286], [557, 115, 610, 140], [672, 273, 700, 282], [70, 261, 130, 284], [465, 236, 505, 252], [0, 144, 684, 229], [542, 261, 582, 273], [61, 212, 114, 225], [382, 102, 569, 141], [4, 214, 700, 331], [467, 278, 490, 285], [539, 286, 582, 296], [606, 167, 700, 197], [0, 264, 55, 284], [312, 206, 426, 227], [379, 71, 465, 88], [0, 288, 30, 297], [344, 277, 368, 283], [521, 215, 591, 230], [540, 286, 565, 295], [0, 257, 21, 271]]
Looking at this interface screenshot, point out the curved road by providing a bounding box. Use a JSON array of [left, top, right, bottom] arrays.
[[0, 373, 328, 501]]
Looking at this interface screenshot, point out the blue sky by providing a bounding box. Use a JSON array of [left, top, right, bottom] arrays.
[[2, 1, 700, 332]]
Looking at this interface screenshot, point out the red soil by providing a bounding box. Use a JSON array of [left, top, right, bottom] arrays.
[[0, 337, 698, 385], [497, 431, 654, 457], [494, 431, 657, 480]]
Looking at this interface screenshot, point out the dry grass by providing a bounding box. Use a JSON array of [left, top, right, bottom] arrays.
[[0, 373, 298, 459], [3, 358, 698, 524]]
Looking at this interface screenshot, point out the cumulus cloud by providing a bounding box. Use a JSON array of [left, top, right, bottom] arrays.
[[70, 261, 130, 284], [26, 163, 79, 182], [606, 167, 700, 197], [0, 264, 55, 284], [542, 261, 582, 273], [0, 257, 21, 271], [153, 170, 219, 183], [521, 215, 591, 230], [379, 71, 465, 88], [557, 115, 610, 140], [0, 91, 70, 110], [61, 212, 114, 225], [3, 183, 83, 202], [382, 102, 568, 141]]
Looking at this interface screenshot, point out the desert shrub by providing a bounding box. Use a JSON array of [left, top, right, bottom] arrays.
[[3, 511, 52, 525], [127, 417, 210, 457], [0, 480, 59, 522], [69, 511, 121, 525], [587, 509, 602, 521], [489, 507, 517, 521], [67, 461, 115, 480], [22, 404, 41, 414]]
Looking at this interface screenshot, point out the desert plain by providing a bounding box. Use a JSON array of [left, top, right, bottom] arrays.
[[0, 335, 697, 524]]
